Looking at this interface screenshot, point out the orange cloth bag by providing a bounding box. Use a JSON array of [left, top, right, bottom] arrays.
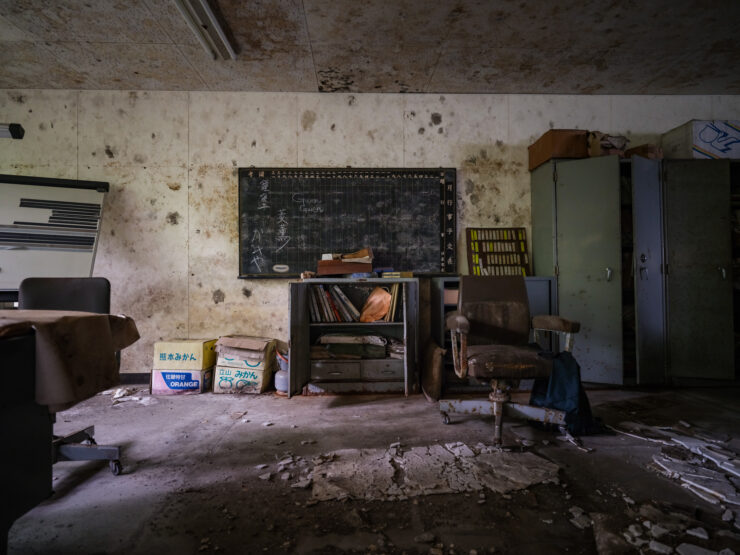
[[359, 287, 391, 322]]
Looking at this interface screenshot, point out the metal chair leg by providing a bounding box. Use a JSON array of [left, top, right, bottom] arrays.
[[493, 401, 503, 445]]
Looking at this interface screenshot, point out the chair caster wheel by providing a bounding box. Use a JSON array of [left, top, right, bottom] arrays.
[[110, 460, 122, 476], [442, 413, 450, 425]]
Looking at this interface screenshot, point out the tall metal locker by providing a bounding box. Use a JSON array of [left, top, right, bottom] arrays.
[[532, 156, 624, 384], [662, 160, 733, 380], [530, 156, 733, 384]]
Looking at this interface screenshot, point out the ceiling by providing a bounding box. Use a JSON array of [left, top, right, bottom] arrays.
[[1, 0, 739, 94]]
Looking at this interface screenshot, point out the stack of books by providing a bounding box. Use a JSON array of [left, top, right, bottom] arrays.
[[317, 248, 373, 276], [314, 333, 387, 359], [384, 283, 401, 322], [309, 284, 361, 323]]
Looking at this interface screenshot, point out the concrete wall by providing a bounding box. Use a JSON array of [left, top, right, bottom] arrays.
[[2, 90, 738, 373]]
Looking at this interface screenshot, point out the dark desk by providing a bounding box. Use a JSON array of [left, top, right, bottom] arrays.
[[0, 310, 139, 551]]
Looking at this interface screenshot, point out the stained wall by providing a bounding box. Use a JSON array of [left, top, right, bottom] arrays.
[[1, 91, 738, 373]]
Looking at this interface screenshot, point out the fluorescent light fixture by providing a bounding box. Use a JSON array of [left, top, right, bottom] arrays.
[[174, 0, 237, 60], [0, 124, 24, 139]]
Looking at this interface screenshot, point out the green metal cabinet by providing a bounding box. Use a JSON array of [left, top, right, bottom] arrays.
[[531, 156, 734, 385]]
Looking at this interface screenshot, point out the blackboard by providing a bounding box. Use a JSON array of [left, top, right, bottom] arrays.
[[238, 168, 456, 278]]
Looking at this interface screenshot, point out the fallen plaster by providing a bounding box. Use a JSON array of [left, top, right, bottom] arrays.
[[259, 442, 559, 503], [653, 456, 740, 507], [610, 421, 740, 509]]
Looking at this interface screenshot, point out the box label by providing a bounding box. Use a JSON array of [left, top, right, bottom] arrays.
[[151, 368, 212, 395], [213, 366, 270, 394], [162, 372, 201, 390], [153, 339, 217, 370], [693, 121, 740, 159]]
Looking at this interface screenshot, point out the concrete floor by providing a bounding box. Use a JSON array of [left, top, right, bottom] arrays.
[[7, 387, 740, 554]]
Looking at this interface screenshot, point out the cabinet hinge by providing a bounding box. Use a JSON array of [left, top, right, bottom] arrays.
[[554, 265, 559, 276]]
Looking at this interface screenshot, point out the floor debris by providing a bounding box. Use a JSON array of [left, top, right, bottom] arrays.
[[413, 532, 435, 544], [269, 442, 561, 502], [686, 527, 710, 540], [569, 506, 593, 530], [649, 539, 674, 553], [675, 544, 718, 555], [611, 420, 740, 508]]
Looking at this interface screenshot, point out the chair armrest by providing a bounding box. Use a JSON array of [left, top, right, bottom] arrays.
[[445, 311, 470, 334], [532, 315, 580, 334]]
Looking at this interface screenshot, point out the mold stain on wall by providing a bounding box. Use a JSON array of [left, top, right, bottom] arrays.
[[458, 142, 529, 228]]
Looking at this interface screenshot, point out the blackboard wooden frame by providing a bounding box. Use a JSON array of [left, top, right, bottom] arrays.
[[238, 167, 456, 278]]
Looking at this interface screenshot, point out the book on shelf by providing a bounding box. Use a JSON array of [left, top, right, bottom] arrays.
[[331, 285, 361, 321], [308, 287, 320, 322], [329, 288, 354, 322], [384, 283, 400, 322], [316, 285, 333, 322], [322, 285, 340, 322]]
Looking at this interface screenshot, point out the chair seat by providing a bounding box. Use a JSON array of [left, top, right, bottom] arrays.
[[467, 344, 552, 379]]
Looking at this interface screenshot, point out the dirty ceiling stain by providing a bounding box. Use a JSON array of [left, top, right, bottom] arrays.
[[1, 0, 737, 93], [166, 211, 180, 225]]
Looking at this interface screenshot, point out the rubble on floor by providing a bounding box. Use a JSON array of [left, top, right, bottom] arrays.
[[588, 500, 740, 555], [610, 420, 740, 514], [100, 386, 157, 406], [256, 442, 559, 503]]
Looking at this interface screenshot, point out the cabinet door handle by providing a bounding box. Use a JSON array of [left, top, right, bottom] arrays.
[[639, 267, 648, 281], [605, 267, 613, 282], [718, 266, 727, 280], [329, 371, 343, 376]]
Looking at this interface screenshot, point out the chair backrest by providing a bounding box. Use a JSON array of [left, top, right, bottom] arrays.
[[458, 276, 531, 345], [18, 277, 110, 314]]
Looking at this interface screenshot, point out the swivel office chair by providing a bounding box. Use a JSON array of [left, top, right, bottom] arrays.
[[18, 277, 123, 475], [439, 276, 580, 446]]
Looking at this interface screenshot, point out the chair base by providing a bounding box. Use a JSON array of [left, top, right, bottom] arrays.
[[53, 425, 123, 475], [439, 399, 566, 446]]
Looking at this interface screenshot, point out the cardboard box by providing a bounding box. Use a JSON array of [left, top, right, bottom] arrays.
[[212, 336, 276, 394], [151, 368, 213, 395], [661, 120, 740, 159], [528, 129, 589, 171], [213, 365, 272, 394], [625, 144, 663, 159], [153, 339, 217, 370], [215, 336, 276, 370]]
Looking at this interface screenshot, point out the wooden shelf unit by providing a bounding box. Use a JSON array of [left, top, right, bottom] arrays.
[[288, 278, 418, 397]]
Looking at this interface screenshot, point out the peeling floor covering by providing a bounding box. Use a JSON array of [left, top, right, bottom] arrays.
[[7, 388, 740, 554]]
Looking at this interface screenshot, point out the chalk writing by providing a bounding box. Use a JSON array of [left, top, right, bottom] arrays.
[[258, 179, 270, 210], [239, 168, 457, 276], [250, 228, 264, 272], [275, 208, 290, 253], [292, 193, 324, 214]]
